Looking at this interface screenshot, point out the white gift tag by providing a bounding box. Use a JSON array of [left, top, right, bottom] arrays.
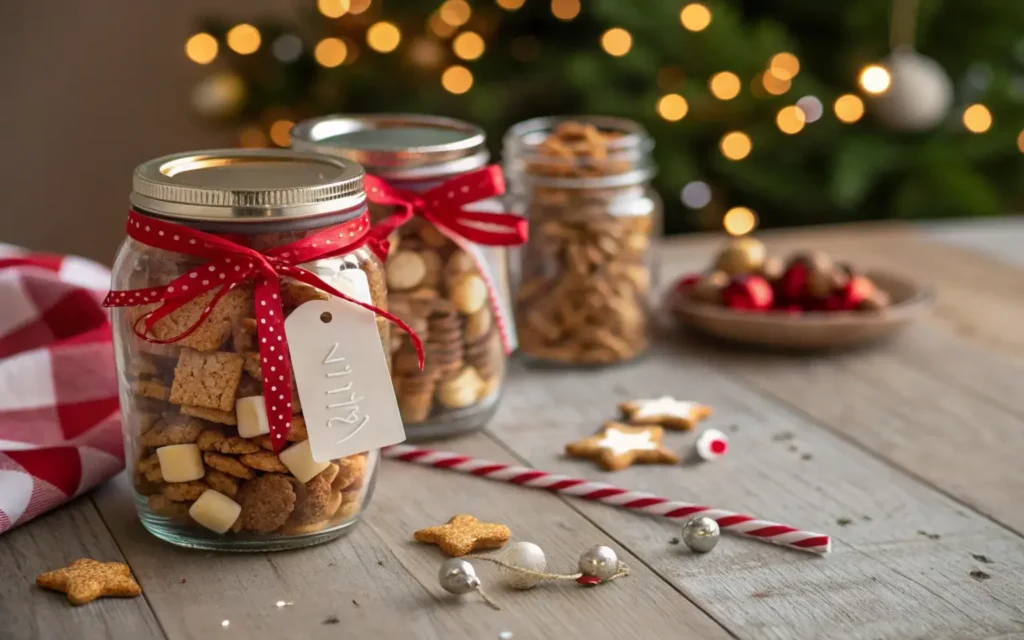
[[284, 270, 406, 463]]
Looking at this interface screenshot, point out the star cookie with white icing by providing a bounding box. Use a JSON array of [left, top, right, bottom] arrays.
[[565, 422, 680, 471], [618, 396, 712, 430]]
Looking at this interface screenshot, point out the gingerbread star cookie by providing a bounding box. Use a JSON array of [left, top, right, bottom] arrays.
[[566, 422, 681, 471], [414, 514, 511, 556], [618, 396, 712, 430], [36, 558, 142, 605]]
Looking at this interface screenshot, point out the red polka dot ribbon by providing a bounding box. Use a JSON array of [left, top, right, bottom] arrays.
[[364, 165, 528, 354], [103, 209, 423, 452]]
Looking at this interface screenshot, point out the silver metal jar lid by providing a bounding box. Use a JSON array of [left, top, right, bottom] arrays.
[[290, 114, 489, 182], [131, 149, 366, 223]]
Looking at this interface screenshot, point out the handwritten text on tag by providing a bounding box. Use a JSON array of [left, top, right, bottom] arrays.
[[284, 270, 406, 462]]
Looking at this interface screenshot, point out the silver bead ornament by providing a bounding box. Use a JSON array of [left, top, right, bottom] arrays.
[[577, 545, 619, 581], [681, 516, 720, 553], [439, 558, 481, 595], [500, 541, 547, 590]]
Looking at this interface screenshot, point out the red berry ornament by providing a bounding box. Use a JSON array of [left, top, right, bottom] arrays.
[[722, 275, 774, 311], [842, 275, 877, 309], [778, 262, 809, 302]]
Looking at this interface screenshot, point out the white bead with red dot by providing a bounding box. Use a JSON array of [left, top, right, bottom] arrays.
[[695, 429, 728, 461]]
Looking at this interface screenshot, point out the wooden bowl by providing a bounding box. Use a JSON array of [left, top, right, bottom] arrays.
[[670, 271, 933, 351]]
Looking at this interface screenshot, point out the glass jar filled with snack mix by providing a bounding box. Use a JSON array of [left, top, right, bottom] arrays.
[[503, 116, 661, 366], [292, 115, 520, 440], [109, 149, 392, 551]]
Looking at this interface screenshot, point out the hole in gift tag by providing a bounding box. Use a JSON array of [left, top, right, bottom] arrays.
[[320, 312, 333, 324]]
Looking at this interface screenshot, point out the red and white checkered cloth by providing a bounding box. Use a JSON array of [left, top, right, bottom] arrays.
[[0, 246, 122, 535]]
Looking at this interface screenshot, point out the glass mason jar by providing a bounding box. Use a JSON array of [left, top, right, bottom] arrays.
[[292, 114, 511, 441], [111, 149, 387, 551], [503, 116, 661, 366]]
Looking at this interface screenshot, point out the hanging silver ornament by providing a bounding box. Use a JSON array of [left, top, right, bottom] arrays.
[[681, 516, 721, 553], [869, 49, 953, 131], [577, 545, 620, 581], [439, 558, 481, 595]]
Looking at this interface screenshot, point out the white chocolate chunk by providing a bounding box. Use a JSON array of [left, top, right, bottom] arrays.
[[279, 439, 331, 483], [236, 396, 270, 438], [156, 444, 205, 483], [189, 489, 242, 534]]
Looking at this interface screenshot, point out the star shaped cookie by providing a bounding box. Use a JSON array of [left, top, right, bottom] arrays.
[[565, 422, 681, 471], [414, 514, 512, 557], [36, 559, 142, 605], [618, 396, 712, 430]]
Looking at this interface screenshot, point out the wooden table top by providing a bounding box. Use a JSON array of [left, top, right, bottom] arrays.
[[4, 220, 1024, 640]]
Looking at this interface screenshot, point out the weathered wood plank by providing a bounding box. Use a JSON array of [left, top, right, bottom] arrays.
[[489, 347, 1024, 640], [91, 434, 730, 640], [924, 217, 1024, 269], [0, 496, 165, 640], [698, 324, 1024, 536]]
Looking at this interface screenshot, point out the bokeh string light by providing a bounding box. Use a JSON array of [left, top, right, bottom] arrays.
[[769, 53, 800, 81], [681, 181, 712, 209], [442, 65, 474, 94], [679, 3, 712, 31], [601, 28, 633, 57], [269, 120, 294, 147], [834, 94, 865, 123], [723, 207, 757, 235], [315, 38, 348, 67], [1017, 130, 1024, 153], [709, 72, 741, 100], [348, 0, 372, 15], [720, 132, 752, 160], [762, 72, 791, 96], [367, 22, 402, 53], [317, 0, 350, 18], [185, 33, 218, 64], [962, 104, 992, 133], [497, 0, 526, 9], [428, 12, 458, 38], [227, 24, 261, 55], [439, 0, 472, 27], [859, 65, 892, 94], [796, 96, 823, 123], [656, 94, 688, 121], [551, 0, 581, 21], [272, 34, 303, 62], [409, 37, 444, 68], [776, 105, 806, 134], [453, 32, 485, 60]]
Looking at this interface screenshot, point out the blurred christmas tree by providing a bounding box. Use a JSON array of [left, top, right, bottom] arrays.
[[185, 0, 1024, 235]]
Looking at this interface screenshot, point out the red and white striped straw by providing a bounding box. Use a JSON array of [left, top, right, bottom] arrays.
[[382, 444, 831, 555]]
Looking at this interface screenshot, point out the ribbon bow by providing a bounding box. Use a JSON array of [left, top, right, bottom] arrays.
[[365, 165, 528, 354], [104, 209, 422, 452], [365, 165, 528, 248]]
